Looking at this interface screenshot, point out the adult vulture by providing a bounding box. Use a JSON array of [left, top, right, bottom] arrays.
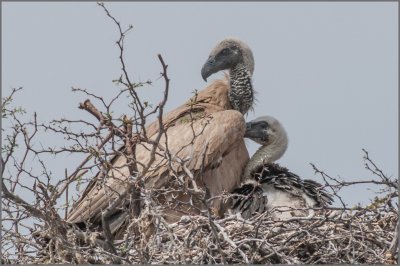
[[67, 38, 256, 227]]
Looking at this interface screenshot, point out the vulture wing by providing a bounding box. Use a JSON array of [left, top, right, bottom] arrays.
[[232, 163, 333, 220], [67, 79, 249, 224]]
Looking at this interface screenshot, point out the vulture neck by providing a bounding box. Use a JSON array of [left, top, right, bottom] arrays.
[[229, 62, 254, 115], [243, 137, 288, 179]]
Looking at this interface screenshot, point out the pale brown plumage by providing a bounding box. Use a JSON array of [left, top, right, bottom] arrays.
[[67, 38, 255, 226], [67, 85, 246, 224]]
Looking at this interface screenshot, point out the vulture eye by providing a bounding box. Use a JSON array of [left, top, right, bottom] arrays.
[[220, 48, 229, 55]]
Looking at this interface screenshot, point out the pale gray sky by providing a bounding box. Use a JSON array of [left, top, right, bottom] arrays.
[[2, 2, 398, 207]]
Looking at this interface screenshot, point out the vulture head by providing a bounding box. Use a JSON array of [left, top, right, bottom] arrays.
[[243, 116, 288, 178], [245, 116, 288, 155], [232, 116, 333, 220], [201, 37, 255, 81]]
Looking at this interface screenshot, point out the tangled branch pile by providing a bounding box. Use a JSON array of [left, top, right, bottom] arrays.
[[5, 185, 397, 264], [129, 202, 398, 264], [2, 156, 398, 264], [2, 3, 398, 264]]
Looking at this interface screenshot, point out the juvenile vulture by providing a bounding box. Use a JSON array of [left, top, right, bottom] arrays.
[[67, 37, 256, 228], [231, 116, 333, 220]]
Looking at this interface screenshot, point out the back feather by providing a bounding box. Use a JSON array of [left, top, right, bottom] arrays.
[[67, 78, 249, 225]]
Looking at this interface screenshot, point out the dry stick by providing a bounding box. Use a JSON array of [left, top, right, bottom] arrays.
[[64, 169, 69, 219], [100, 116, 140, 252], [98, 2, 151, 146], [207, 212, 227, 264], [51, 101, 126, 202], [101, 53, 170, 217], [98, 2, 145, 117], [1, 127, 18, 175], [41, 98, 129, 261], [388, 219, 399, 259], [100, 10, 166, 215], [101, 53, 170, 202], [12, 116, 39, 192], [123, 117, 141, 218], [77, 100, 125, 259], [79, 100, 126, 138], [213, 221, 249, 263], [98, 54, 170, 259], [195, 143, 227, 264], [363, 148, 397, 190], [140, 54, 170, 179], [2, 180, 47, 221], [310, 162, 347, 209]]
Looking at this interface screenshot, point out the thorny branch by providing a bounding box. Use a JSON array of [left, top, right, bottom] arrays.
[[2, 3, 398, 265]]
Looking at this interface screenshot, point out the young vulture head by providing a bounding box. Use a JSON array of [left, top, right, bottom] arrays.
[[231, 116, 333, 220], [242, 115, 288, 178]]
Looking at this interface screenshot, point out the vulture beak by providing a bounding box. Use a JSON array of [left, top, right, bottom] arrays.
[[244, 121, 268, 141], [201, 56, 216, 82]]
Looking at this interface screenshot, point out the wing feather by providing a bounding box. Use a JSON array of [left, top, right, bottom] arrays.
[[67, 79, 247, 224]]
